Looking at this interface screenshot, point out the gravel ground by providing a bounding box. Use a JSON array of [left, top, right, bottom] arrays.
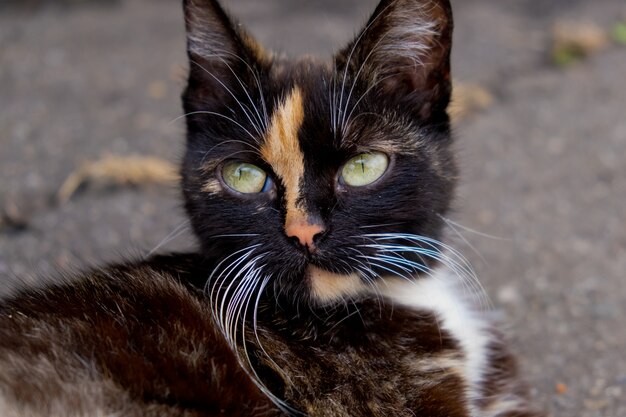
[[1, 0, 625, 416]]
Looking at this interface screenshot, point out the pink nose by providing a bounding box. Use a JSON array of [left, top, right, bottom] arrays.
[[285, 219, 325, 249]]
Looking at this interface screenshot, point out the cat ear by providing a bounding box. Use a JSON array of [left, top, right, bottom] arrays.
[[336, 0, 453, 120], [183, 0, 268, 111]]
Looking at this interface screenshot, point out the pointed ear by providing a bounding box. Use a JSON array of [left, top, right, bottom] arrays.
[[183, 0, 268, 112], [336, 0, 453, 120]]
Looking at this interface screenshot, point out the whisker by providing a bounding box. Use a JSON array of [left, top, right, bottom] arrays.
[[191, 139, 264, 170], [439, 215, 488, 266], [207, 249, 303, 415], [219, 254, 265, 340], [240, 271, 303, 415], [324, 307, 362, 335], [364, 243, 479, 296], [225, 268, 257, 341], [189, 60, 264, 137], [337, 2, 395, 136], [207, 245, 260, 305], [439, 215, 507, 241], [206, 48, 270, 130], [201, 51, 268, 133], [358, 256, 414, 282], [341, 73, 396, 135], [329, 65, 338, 135], [342, 246, 381, 282], [250, 275, 298, 394], [340, 34, 391, 134], [171, 110, 259, 144], [145, 220, 190, 257], [358, 222, 405, 229], [359, 233, 491, 309], [363, 233, 475, 277], [208, 233, 260, 239]]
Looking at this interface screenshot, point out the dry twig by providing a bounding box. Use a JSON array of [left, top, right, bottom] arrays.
[[57, 154, 179, 203]]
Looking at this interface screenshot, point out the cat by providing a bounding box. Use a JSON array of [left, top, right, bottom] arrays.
[[0, 0, 543, 416]]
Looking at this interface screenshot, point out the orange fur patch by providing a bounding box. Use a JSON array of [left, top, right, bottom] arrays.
[[308, 266, 367, 304], [240, 32, 272, 66], [260, 87, 307, 227]]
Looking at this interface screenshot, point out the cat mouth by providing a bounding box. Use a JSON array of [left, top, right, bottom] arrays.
[[306, 265, 368, 304]]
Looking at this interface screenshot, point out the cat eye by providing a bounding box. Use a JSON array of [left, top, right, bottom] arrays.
[[221, 162, 273, 194], [340, 152, 389, 187]]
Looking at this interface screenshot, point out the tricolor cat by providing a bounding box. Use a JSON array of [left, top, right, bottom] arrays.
[[0, 0, 543, 416]]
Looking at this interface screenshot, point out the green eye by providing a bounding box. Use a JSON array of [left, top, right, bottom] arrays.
[[341, 152, 389, 187], [221, 162, 268, 194]]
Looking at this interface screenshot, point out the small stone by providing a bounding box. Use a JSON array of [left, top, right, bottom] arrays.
[[147, 81, 167, 100], [497, 284, 521, 305], [584, 399, 608, 410], [556, 382, 568, 395]]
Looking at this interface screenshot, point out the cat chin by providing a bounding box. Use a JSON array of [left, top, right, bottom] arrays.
[[306, 265, 369, 305]]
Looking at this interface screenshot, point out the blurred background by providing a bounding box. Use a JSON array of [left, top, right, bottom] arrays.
[[1, 0, 625, 416]]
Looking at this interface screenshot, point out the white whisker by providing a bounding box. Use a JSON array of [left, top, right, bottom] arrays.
[[340, 34, 391, 134], [171, 110, 259, 144], [207, 245, 260, 304], [201, 51, 268, 133], [358, 222, 405, 229], [341, 73, 396, 135], [206, 247, 302, 415], [189, 60, 264, 137], [207, 48, 270, 130], [358, 233, 491, 310], [439, 215, 506, 241], [219, 254, 265, 341], [196, 139, 264, 165], [208, 233, 260, 239], [336, 2, 395, 138], [145, 220, 190, 257]]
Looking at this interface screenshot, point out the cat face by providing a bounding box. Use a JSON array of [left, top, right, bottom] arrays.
[[181, 0, 456, 307]]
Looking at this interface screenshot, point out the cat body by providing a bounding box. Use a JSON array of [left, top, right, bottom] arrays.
[[0, 256, 535, 417], [0, 0, 542, 416]]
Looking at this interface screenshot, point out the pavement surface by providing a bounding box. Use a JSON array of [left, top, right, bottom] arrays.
[[1, 0, 625, 416]]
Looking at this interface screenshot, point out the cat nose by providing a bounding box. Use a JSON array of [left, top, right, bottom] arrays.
[[285, 218, 325, 251]]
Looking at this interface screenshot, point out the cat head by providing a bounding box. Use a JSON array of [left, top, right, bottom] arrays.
[[181, 0, 456, 307]]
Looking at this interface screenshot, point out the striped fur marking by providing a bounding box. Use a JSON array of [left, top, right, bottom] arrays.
[[260, 87, 307, 230]]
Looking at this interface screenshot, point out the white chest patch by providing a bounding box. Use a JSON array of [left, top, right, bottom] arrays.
[[375, 269, 491, 416]]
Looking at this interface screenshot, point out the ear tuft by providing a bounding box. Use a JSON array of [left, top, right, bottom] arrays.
[[337, 0, 453, 120], [184, 0, 239, 62], [182, 0, 269, 117]]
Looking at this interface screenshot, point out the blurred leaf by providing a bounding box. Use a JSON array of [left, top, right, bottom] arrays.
[[449, 82, 494, 124], [611, 22, 626, 45], [552, 47, 584, 67], [552, 21, 609, 67]]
